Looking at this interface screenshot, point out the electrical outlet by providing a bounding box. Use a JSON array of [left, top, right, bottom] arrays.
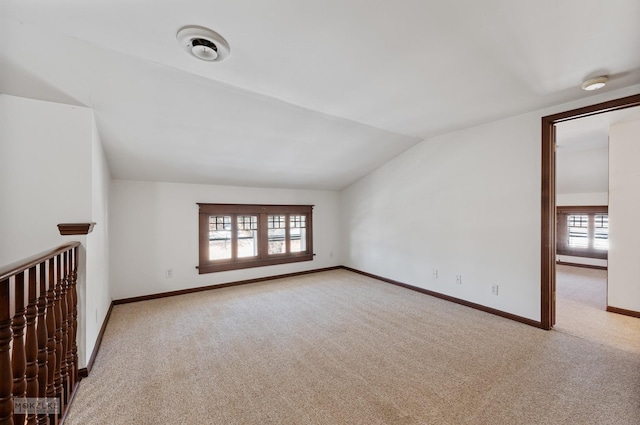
[[456, 274, 462, 285], [432, 269, 438, 280], [491, 284, 499, 295], [166, 269, 173, 278]]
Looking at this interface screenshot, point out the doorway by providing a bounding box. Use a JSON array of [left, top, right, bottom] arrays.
[[540, 93, 640, 330], [554, 115, 610, 338]]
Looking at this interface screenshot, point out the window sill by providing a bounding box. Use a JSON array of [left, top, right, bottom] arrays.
[[198, 253, 314, 274]]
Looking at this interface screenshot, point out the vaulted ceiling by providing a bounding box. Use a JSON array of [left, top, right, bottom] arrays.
[[555, 105, 640, 195], [2, 1, 640, 189]]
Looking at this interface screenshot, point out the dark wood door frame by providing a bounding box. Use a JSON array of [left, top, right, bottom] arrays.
[[540, 93, 640, 330]]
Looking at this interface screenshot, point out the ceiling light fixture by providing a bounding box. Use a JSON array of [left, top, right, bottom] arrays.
[[177, 25, 230, 62], [581, 76, 608, 91]]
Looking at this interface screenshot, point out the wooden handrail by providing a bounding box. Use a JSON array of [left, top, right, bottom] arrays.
[[0, 243, 80, 282], [0, 242, 81, 425]]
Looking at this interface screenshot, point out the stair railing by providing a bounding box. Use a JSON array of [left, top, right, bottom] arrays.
[[0, 242, 80, 425]]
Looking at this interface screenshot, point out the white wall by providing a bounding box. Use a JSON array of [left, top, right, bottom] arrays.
[[556, 146, 608, 196], [84, 117, 111, 364], [340, 85, 640, 322], [608, 118, 640, 313], [556, 192, 608, 206], [110, 180, 341, 299], [0, 94, 92, 263], [341, 113, 541, 320], [0, 94, 112, 367]]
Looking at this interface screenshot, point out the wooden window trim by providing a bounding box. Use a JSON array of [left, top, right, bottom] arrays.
[[197, 203, 314, 274]]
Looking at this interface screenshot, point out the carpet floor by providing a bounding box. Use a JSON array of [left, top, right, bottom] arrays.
[[555, 264, 640, 354], [65, 269, 640, 424]]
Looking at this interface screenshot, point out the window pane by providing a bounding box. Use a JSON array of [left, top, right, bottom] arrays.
[[209, 215, 232, 260], [567, 214, 588, 248], [268, 215, 286, 254], [237, 215, 258, 258], [290, 215, 306, 253], [594, 214, 609, 250]]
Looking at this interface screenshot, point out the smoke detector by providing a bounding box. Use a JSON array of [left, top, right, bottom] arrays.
[[177, 25, 230, 62]]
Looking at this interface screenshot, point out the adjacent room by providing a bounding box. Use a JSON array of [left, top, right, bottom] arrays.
[[554, 107, 640, 353], [1, 1, 639, 424]]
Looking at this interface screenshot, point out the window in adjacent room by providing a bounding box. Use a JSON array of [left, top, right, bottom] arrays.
[[556, 206, 608, 259], [567, 214, 589, 248], [198, 203, 314, 273], [593, 214, 609, 250]]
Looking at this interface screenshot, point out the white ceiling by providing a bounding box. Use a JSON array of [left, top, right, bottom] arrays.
[[556, 106, 640, 151], [2, 1, 640, 190], [555, 105, 640, 194]]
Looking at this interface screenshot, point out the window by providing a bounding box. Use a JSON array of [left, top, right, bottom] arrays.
[[556, 206, 608, 259], [198, 203, 313, 273], [567, 214, 589, 248], [593, 214, 609, 250]]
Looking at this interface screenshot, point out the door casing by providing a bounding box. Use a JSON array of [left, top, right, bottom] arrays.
[[540, 93, 640, 330]]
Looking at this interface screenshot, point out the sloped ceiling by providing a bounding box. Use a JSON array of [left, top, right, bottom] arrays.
[[556, 106, 640, 194], [1, 1, 640, 190]]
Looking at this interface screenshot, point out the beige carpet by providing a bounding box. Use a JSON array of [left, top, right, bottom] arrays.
[[66, 270, 640, 424], [556, 264, 640, 354]]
